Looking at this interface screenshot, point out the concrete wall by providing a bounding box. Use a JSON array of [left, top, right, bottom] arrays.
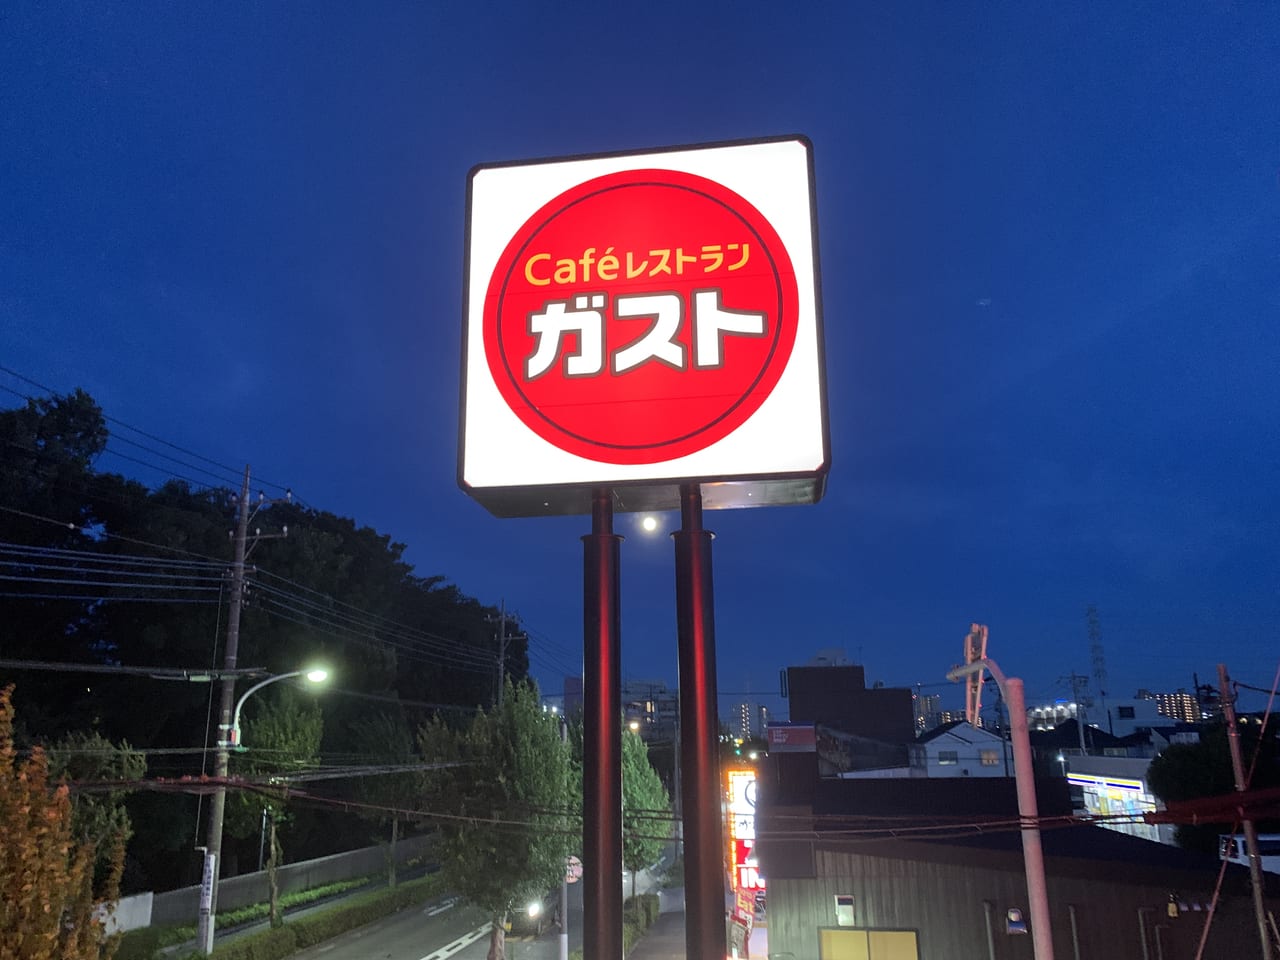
[[149, 833, 434, 928], [102, 891, 153, 934]]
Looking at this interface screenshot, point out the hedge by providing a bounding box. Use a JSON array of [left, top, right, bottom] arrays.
[[119, 874, 443, 960], [290, 875, 441, 948], [207, 926, 297, 960]]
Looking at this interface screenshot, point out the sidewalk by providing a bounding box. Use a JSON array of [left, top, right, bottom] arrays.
[[625, 889, 768, 960], [626, 888, 686, 960]]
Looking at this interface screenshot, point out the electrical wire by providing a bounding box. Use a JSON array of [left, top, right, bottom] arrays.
[[0, 504, 228, 563], [0, 541, 226, 570], [250, 580, 495, 668], [253, 568, 497, 664], [0, 591, 221, 604], [0, 364, 292, 493], [252, 596, 493, 675]]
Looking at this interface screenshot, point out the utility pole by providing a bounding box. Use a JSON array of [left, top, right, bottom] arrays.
[[487, 601, 523, 706], [197, 467, 250, 955], [198, 468, 289, 955], [558, 715, 570, 960], [1218, 664, 1274, 960]]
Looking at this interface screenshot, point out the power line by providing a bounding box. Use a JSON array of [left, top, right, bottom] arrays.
[[0, 364, 292, 493], [0, 541, 226, 570], [0, 504, 229, 563], [254, 568, 495, 664], [253, 596, 493, 675], [251, 580, 494, 669], [0, 591, 221, 604]]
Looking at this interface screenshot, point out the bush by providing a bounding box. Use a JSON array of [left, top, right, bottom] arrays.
[[290, 875, 440, 948], [114, 927, 166, 960], [208, 926, 297, 960], [623, 892, 660, 929], [121, 876, 442, 960]]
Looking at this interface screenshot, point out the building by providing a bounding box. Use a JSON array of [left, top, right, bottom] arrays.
[[912, 693, 940, 733], [729, 700, 771, 741], [1101, 697, 1164, 737], [1064, 754, 1175, 845], [835, 721, 1009, 780], [785, 658, 915, 747], [1027, 700, 1081, 731], [1137, 688, 1203, 723], [755, 764, 1269, 960], [909, 720, 1007, 778], [621, 678, 678, 743]]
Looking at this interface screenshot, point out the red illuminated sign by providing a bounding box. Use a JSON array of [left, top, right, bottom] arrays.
[[482, 168, 799, 465]]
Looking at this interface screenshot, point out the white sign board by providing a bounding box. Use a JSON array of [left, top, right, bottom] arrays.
[[460, 136, 828, 517]]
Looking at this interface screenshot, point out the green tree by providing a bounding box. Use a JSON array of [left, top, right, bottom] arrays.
[[418, 681, 571, 960], [0, 389, 534, 891], [622, 729, 671, 899], [1147, 723, 1280, 853], [347, 709, 419, 887], [47, 731, 145, 887], [0, 686, 124, 960]]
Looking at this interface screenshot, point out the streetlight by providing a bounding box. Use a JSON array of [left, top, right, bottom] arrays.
[[948, 625, 1055, 960], [198, 666, 329, 953], [223, 667, 329, 750]]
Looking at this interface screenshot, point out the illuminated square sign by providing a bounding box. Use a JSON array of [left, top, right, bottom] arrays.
[[459, 136, 829, 517]]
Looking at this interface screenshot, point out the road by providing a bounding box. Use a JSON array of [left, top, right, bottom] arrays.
[[287, 886, 581, 960], [290, 864, 665, 960]]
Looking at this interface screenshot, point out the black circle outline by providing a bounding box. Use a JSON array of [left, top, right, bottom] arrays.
[[488, 174, 795, 458]]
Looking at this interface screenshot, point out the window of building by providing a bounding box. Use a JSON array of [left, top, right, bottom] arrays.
[[980, 750, 1000, 766], [820, 928, 920, 960], [1118, 706, 1135, 719], [937, 750, 958, 765]]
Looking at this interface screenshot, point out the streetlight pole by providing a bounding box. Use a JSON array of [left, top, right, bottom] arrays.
[[226, 669, 329, 749], [948, 628, 1055, 960], [199, 659, 325, 952]]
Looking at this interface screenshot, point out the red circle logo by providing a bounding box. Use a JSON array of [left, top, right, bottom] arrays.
[[483, 168, 798, 465]]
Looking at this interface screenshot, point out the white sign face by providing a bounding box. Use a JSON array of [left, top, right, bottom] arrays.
[[459, 136, 829, 517], [728, 769, 757, 841]]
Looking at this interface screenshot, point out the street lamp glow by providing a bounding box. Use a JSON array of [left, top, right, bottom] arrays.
[[225, 667, 331, 750], [628, 719, 640, 732]]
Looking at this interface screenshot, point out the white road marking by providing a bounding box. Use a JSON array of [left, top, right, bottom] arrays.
[[424, 896, 460, 917], [418, 922, 491, 960], [317, 945, 336, 953]]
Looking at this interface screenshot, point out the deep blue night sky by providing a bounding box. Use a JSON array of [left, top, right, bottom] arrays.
[[3, 3, 1278, 715]]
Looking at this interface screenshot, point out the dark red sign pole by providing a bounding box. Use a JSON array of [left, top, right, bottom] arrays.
[[582, 489, 623, 960], [674, 483, 727, 960]]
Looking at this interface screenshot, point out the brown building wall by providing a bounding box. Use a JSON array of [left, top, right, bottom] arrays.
[[766, 845, 1270, 960]]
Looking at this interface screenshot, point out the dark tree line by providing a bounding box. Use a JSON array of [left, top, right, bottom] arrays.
[[0, 390, 530, 892]]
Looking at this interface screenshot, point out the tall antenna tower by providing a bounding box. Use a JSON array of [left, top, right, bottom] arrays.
[[1088, 604, 1109, 732]]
